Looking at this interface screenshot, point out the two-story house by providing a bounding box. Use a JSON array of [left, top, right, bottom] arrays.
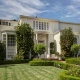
[[0, 15, 80, 60]]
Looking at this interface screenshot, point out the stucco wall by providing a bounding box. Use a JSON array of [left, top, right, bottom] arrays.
[[60, 22, 80, 32], [54, 32, 61, 54]]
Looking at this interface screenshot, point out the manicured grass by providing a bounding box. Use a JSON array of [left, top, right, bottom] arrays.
[[0, 64, 65, 80]]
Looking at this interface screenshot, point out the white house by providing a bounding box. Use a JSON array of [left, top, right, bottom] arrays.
[[0, 15, 80, 60]]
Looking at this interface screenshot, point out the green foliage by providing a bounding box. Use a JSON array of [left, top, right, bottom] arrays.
[[0, 41, 6, 61], [32, 58, 43, 61], [0, 59, 30, 65], [71, 44, 80, 57], [59, 72, 80, 80], [15, 23, 34, 59], [14, 50, 23, 60], [66, 57, 80, 65], [50, 42, 55, 54], [34, 43, 46, 55], [29, 60, 76, 70], [29, 61, 54, 66], [67, 67, 80, 78], [60, 27, 74, 57]]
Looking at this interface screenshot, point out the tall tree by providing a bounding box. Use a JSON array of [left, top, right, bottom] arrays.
[[60, 27, 74, 57], [15, 23, 34, 59]]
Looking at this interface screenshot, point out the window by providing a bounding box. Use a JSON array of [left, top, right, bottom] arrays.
[[0, 20, 1, 25], [74, 37, 77, 44], [33, 21, 35, 29], [9, 23, 11, 26], [38, 40, 44, 44], [3, 34, 6, 44], [7, 35, 16, 46], [36, 21, 38, 29], [33, 21, 49, 30], [5, 22, 8, 25]]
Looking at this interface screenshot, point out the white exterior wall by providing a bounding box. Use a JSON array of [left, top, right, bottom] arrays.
[[54, 32, 61, 54], [60, 22, 80, 44]]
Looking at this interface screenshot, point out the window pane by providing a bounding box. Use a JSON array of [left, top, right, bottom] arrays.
[[7, 35, 16, 46]]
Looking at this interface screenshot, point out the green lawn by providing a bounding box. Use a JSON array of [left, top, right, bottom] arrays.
[[0, 64, 64, 80]]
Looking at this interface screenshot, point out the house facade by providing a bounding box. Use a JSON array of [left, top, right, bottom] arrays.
[[0, 15, 80, 60]]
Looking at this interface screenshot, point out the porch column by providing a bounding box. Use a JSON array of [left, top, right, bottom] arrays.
[[36, 33, 38, 44], [47, 34, 50, 58], [6, 33, 8, 60]]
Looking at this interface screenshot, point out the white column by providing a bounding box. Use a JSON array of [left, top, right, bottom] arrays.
[[6, 33, 8, 60], [47, 34, 50, 58], [36, 33, 38, 44]]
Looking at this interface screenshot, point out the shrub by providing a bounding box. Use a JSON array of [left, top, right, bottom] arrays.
[[0, 41, 6, 61], [32, 58, 43, 61], [59, 72, 80, 80], [67, 67, 80, 78], [53, 61, 74, 70], [29, 61, 54, 66], [34, 43, 46, 57], [66, 58, 80, 65], [0, 59, 31, 65], [50, 42, 55, 54], [71, 44, 80, 57]]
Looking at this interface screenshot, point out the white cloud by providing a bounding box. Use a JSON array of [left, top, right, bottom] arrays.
[[0, 0, 49, 19], [63, 0, 80, 18]]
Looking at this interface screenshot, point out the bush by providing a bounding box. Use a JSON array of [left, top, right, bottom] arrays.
[[59, 71, 80, 80], [34, 43, 46, 56], [32, 58, 43, 61], [66, 58, 80, 65], [53, 61, 74, 70], [29, 61, 54, 66], [0, 59, 31, 65], [71, 44, 80, 57], [67, 67, 80, 77], [29, 60, 76, 70], [0, 41, 6, 61]]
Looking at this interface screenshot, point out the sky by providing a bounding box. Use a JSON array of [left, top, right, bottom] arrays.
[[0, 0, 80, 23]]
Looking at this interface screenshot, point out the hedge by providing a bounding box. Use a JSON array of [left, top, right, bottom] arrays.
[[0, 59, 31, 65], [66, 58, 80, 65], [29, 61, 54, 66], [53, 61, 74, 70], [29, 60, 79, 70], [59, 72, 80, 80]]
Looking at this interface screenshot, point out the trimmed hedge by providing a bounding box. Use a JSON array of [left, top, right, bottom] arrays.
[[53, 61, 74, 70], [66, 58, 80, 65], [29, 61, 54, 66], [29, 60, 79, 70], [59, 72, 80, 80], [0, 59, 31, 65]]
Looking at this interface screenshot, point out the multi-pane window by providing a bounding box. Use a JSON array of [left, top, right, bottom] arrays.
[[0, 21, 11, 26], [7, 35, 16, 46], [33, 21, 49, 30], [33, 21, 35, 29], [36, 21, 38, 29], [3, 34, 6, 44]]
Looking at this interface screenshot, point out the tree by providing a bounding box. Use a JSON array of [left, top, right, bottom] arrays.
[[0, 41, 6, 61], [50, 42, 55, 57], [71, 44, 80, 57], [60, 27, 74, 57], [15, 23, 34, 59], [34, 43, 46, 58]]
